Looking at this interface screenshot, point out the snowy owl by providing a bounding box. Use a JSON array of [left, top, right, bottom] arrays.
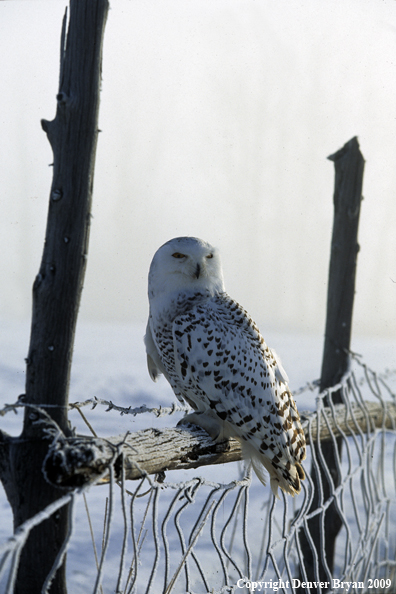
[[145, 237, 306, 497]]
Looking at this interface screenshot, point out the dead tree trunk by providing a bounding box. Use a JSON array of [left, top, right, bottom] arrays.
[[41, 399, 396, 488], [0, 2, 109, 592], [299, 137, 365, 588]]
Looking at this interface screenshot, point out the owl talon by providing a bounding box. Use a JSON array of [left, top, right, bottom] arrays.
[[177, 412, 224, 441]]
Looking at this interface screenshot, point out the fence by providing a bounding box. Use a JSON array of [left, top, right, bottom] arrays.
[[1, 355, 395, 594]]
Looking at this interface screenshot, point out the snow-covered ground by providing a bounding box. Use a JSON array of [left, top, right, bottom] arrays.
[[0, 320, 395, 592]]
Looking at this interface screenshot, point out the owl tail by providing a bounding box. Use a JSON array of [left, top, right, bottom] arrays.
[[243, 443, 305, 498]]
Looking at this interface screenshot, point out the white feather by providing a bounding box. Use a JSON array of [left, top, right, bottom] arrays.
[[145, 237, 306, 497]]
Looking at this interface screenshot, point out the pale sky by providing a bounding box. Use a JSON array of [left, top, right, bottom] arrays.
[[1, 0, 396, 338]]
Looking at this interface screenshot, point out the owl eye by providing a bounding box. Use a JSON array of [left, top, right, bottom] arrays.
[[206, 253, 214, 259], [172, 252, 186, 259]]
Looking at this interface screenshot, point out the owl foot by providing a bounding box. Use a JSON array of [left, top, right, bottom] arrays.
[[177, 412, 225, 442]]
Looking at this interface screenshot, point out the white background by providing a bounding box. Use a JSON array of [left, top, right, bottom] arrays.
[[1, 0, 396, 339]]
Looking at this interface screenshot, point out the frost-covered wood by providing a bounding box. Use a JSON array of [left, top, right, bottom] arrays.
[[44, 399, 396, 487]]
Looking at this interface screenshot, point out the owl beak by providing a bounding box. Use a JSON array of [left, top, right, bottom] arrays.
[[194, 263, 201, 279]]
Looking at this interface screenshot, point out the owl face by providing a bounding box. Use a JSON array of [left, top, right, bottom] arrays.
[[148, 237, 225, 300]]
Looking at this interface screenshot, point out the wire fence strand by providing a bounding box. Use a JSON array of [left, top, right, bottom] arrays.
[[1, 358, 396, 594]]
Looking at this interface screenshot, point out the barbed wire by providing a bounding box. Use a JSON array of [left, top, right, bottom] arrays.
[[1, 358, 396, 593], [1, 356, 394, 421]]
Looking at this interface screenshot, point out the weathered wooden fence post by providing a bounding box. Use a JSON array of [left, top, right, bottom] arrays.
[[0, 2, 109, 592], [300, 136, 365, 588]]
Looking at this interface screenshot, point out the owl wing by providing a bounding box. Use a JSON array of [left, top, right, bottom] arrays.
[[172, 295, 306, 495], [145, 321, 174, 383]]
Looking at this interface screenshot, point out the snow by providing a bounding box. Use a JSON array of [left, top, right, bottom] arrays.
[[0, 320, 395, 592]]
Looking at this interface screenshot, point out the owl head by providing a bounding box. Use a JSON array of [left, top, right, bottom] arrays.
[[148, 237, 225, 302]]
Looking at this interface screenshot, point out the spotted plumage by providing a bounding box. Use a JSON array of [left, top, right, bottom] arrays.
[[145, 237, 306, 497]]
